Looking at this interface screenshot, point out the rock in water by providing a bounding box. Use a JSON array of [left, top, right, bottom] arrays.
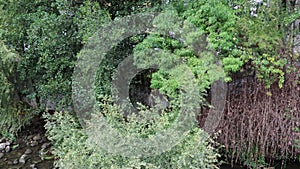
[[5, 145, 10, 153], [0, 152, 4, 159], [0, 143, 6, 150], [33, 134, 41, 141], [25, 148, 32, 154], [19, 154, 28, 164]]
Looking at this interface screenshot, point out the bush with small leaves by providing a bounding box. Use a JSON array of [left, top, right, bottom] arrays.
[[44, 97, 220, 169]]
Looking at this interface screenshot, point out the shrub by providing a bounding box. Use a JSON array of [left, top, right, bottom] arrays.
[[0, 0, 110, 112], [44, 98, 220, 169], [0, 41, 33, 139]]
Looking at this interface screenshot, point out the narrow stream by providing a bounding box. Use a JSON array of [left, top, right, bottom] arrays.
[[0, 116, 54, 169]]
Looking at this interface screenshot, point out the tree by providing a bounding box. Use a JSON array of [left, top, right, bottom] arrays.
[[0, 0, 110, 136]]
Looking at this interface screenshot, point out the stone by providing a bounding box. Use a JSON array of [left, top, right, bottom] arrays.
[[32, 159, 42, 164], [0, 143, 6, 150], [0, 152, 4, 159], [30, 164, 37, 169], [25, 148, 32, 154], [27, 135, 33, 140], [41, 142, 51, 149], [33, 134, 41, 141], [30, 141, 39, 147], [5, 145, 10, 152], [19, 154, 28, 163], [5, 141, 11, 146], [13, 159, 19, 165]]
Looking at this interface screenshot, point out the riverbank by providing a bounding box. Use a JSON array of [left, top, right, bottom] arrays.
[[0, 115, 54, 169], [1, 115, 299, 169]]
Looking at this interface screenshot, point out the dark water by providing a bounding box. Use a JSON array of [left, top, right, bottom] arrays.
[[220, 161, 300, 169]]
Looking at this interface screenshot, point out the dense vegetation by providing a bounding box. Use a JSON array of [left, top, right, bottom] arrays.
[[0, 0, 299, 168]]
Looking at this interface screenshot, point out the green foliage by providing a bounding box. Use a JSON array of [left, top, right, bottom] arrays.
[[252, 53, 287, 88], [0, 0, 110, 111], [233, 0, 289, 88], [0, 0, 111, 139], [243, 154, 268, 169], [222, 56, 244, 81], [133, 9, 225, 101], [182, 0, 297, 88], [128, 4, 299, 166], [184, 0, 238, 52], [1, 0, 299, 167], [0, 41, 32, 139], [94, 34, 148, 100], [98, 0, 166, 19], [44, 112, 93, 168], [74, 1, 111, 43], [182, 0, 244, 82], [44, 99, 220, 169]]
